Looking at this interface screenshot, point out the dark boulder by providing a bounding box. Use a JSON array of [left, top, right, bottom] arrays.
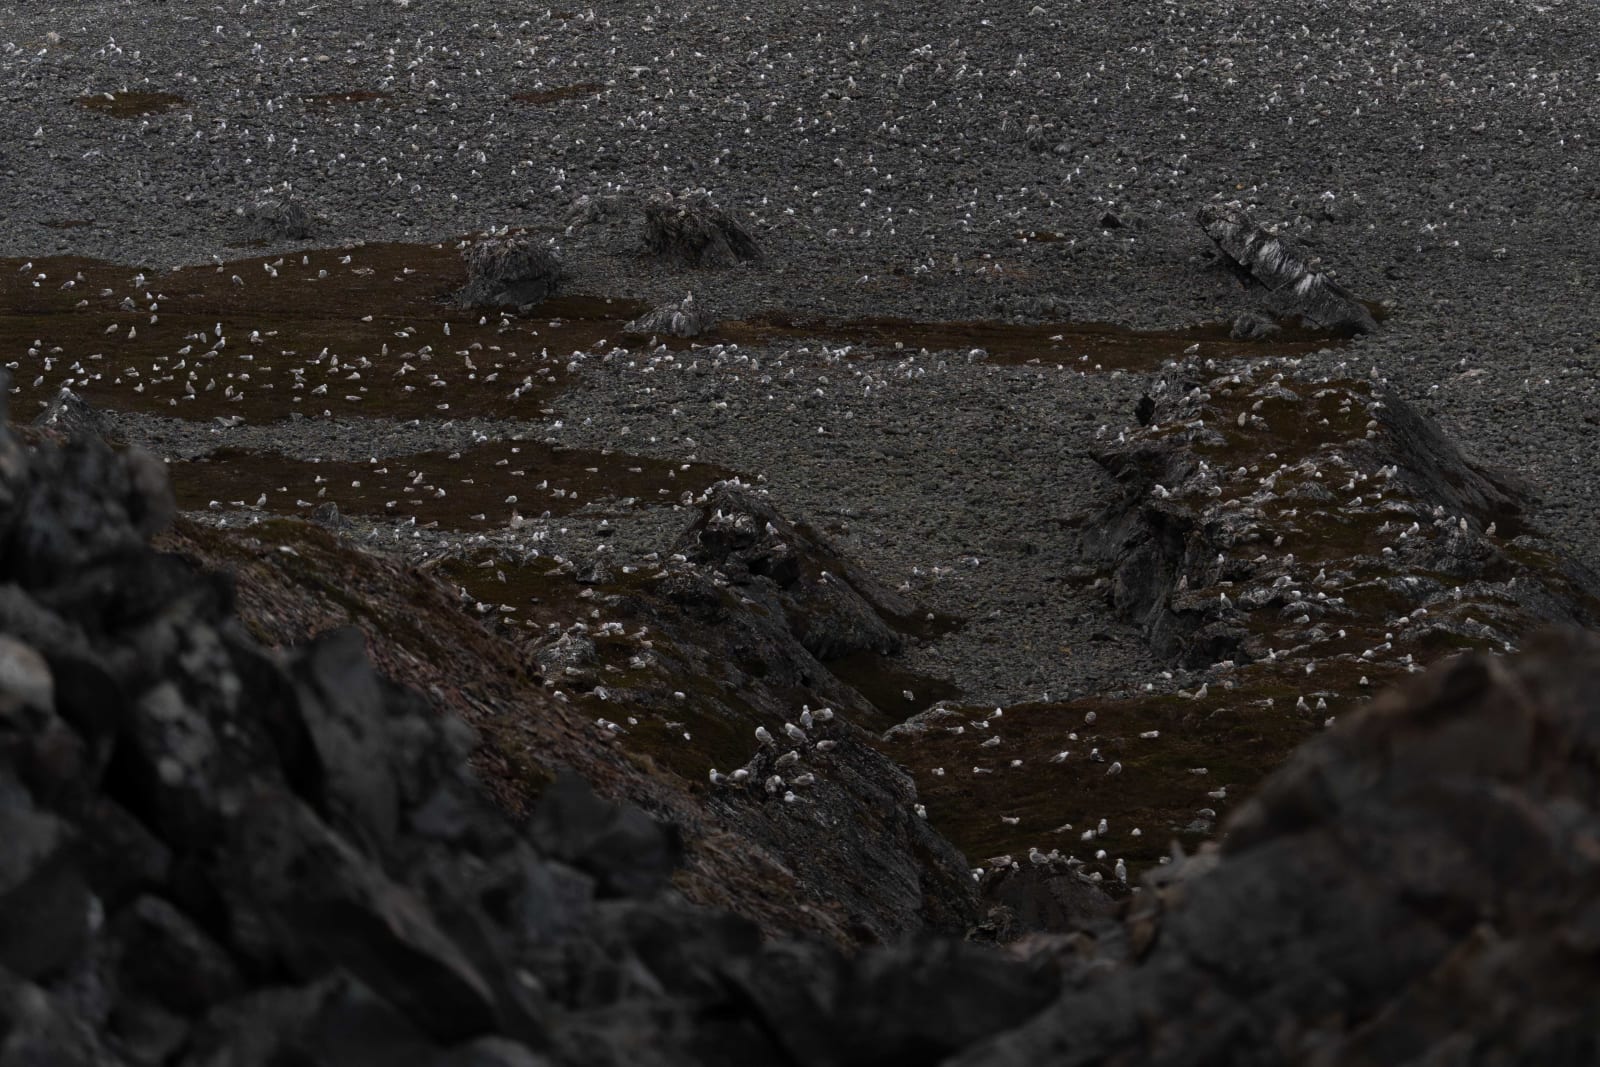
[[1229, 310, 1281, 341], [456, 234, 563, 312], [642, 190, 761, 268], [241, 199, 313, 241]]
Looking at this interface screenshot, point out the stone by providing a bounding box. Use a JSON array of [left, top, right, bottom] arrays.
[[622, 294, 716, 339], [641, 190, 761, 268], [241, 198, 313, 241], [456, 235, 563, 312], [526, 773, 681, 901]]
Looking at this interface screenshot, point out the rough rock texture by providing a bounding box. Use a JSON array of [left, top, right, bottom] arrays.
[[1073, 361, 1600, 669], [641, 190, 761, 269], [1229, 310, 1281, 341], [0, 405, 1021, 1064], [455, 234, 563, 311], [241, 199, 313, 241], [7, 370, 1600, 1064], [1199, 203, 1378, 335], [956, 627, 1600, 1066], [31, 387, 109, 440], [622, 293, 716, 338], [537, 479, 981, 942], [679, 481, 911, 662]]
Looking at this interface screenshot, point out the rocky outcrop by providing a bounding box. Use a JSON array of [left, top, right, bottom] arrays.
[[455, 232, 564, 311], [642, 189, 762, 268], [241, 198, 313, 241], [0, 402, 1012, 1064], [1199, 203, 1378, 335], [678, 481, 912, 662], [1073, 362, 1600, 669], [623, 293, 716, 339], [955, 627, 1600, 1065]]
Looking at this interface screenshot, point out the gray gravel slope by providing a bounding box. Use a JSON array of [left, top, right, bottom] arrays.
[[4, 0, 1598, 701]]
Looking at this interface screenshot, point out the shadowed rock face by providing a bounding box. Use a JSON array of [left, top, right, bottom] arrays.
[[5, 374, 1600, 1064], [456, 234, 564, 311], [641, 190, 762, 269], [1198, 203, 1379, 335], [954, 627, 1600, 1066]]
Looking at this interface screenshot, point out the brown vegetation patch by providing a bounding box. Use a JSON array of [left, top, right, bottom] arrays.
[[75, 90, 186, 117]]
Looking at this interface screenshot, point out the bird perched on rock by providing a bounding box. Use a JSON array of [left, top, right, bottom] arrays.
[[755, 726, 775, 746]]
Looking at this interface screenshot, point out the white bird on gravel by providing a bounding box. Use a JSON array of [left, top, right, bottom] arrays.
[[755, 726, 775, 746], [784, 722, 807, 743]]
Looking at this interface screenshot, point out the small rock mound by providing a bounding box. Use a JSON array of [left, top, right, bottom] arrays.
[[1229, 309, 1281, 341], [241, 198, 313, 241], [455, 233, 563, 312], [31, 387, 110, 440], [642, 190, 761, 268], [623, 293, 716, 339]]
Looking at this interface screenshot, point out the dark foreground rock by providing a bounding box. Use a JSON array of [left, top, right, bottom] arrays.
[[6, 388, 1600, 1064], [1199, 203, 1378, 335], [955, 627, 1600, 1066]]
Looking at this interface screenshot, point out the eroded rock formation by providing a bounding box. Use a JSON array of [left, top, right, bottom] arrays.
[[642, 190, 762, 268], [1199, 203, 1378, 335], [1073, 361, 1600, 669]]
